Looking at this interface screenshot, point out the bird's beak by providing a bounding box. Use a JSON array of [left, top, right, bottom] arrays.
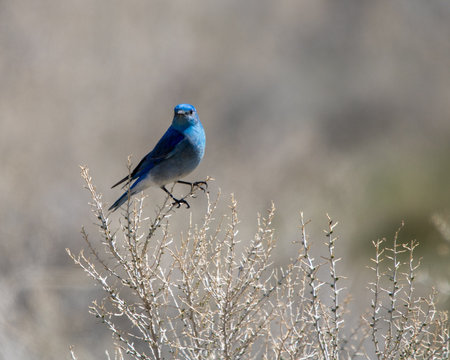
[[176, 110, 185, 115]]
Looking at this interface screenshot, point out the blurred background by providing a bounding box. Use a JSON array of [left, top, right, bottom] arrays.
[[1, 0, 450, 358]]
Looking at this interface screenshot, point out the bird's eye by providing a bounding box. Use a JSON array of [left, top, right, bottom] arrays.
[[188, 110, 193, 115]]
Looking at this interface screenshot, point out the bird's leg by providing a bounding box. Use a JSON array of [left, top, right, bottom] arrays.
[[177, 180, 208, 193], [161, 186, 190, 209]]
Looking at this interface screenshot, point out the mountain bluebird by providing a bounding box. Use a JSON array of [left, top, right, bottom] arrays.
[[108, 104, 206, 212]]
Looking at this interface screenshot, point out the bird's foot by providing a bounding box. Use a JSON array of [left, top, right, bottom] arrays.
[[192, 181, 208, 193], [172, 197, 190, 209], [177, 180, 208, 193]]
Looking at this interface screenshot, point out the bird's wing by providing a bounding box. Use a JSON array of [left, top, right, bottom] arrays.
[[147, 126, 187, 160], [111, 127, 186, 189]]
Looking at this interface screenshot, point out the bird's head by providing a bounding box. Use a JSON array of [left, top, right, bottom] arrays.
[[172, 104, 199, 129]]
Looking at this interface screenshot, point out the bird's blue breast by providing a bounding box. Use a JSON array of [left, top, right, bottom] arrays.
[[184, 121, 205, 158]]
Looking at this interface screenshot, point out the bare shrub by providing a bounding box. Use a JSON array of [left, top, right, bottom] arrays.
[[68, 167, 449, 359]]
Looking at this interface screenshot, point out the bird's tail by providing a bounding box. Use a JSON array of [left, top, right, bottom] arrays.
[[108, 190, 133, 212]]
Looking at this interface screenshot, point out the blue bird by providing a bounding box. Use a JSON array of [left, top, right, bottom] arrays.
[[109, 104, 206, 212]]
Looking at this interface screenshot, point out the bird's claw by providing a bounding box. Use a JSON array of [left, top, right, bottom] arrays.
[[172, 198, 190, 209], [192, 181, 208, 193]]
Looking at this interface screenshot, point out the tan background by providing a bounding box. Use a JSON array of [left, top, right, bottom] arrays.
[[1, 1, 450, 358]]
